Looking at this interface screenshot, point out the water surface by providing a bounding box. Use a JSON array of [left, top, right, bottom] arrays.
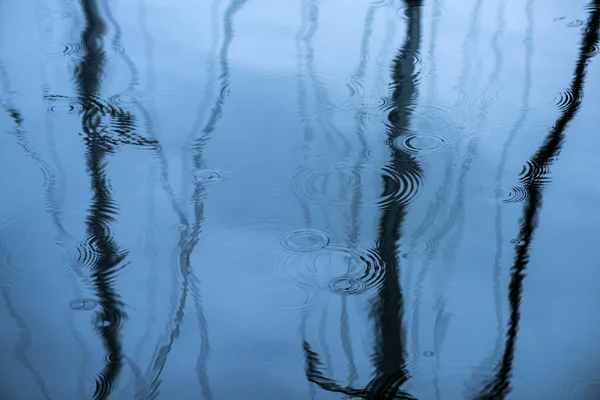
[[1, 0, 600, 399]]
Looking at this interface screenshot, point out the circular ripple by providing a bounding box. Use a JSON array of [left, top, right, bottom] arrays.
[[243, 70, 361, 118], [393, 134, 451, 154], [476, 185, 529, 204], [397, 4, 445, 21], [47, 97, 83, 114], [327, 276, 367, 295], [276, 244, 386, 296], [489, 84, 575, 112], [42, 42, 84, 61], [423, 350, 434, 357], [108, 91, 149, 108], [70, 298, 98, 311], [192, 170, 222, 184], [278, 228, 331, 253], [292, 163, 420, 211], [60, 233, 129, 271], [377, 165, 421, 208], [519, 159, 552, 185], [556, 88, 578, 111], [567, 19, 584, 27]]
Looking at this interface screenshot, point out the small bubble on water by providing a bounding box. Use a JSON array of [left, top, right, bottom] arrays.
[[567, 19, 584, 27], [423, 351, 435, 357], [70, 298, 97, 311], [193, 170, 222, 184]]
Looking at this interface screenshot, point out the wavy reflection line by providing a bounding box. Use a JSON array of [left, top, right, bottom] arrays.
[[182, 0, 223, 199], [96, 2, 162, 396], [0, 288, 54, 400], [492, 0, 533, 359], [193, 0, 249, 143], [100, 7, 193, 390], [338, 5, 380, 387], [97, 1, 218, 398], [431, 7, 508, 394], [301, 0, 338, 238], [373, 11, 397, 98], [0, 242, 53, 400], [35, 6, 101, 394], [466, 1, 534, 396], [474, 2, 600, 398], [296, 0, 339, 381], [0, 64, 65, 235], [409, 0, 484, 359], [101, 0, 158, 372], [0, 60, 89, 288], [295, 0, 315, 228], [302, 1, 423, 398], [429, 0, 508, 389], [2, 58, 94, 399], [75, 0, 138, 398], [368, 2, 422, 397], [305, 0, 352, 163], [140, 0, 247, 397]]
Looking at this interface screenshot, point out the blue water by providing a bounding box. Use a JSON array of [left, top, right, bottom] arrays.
[[1, 0, 599, 399]]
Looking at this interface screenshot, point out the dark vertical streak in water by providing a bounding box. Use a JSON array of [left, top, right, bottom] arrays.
[[492, 0, 533, 356], [474, 2, 600, 398], [367, 2, 422, 398], [301, 2, 422, 398], [75, 1, 131, 398], [467, 2, 534, 397]]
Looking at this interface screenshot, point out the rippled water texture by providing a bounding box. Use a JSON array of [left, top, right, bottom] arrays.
[[1, 0, 600, 399]]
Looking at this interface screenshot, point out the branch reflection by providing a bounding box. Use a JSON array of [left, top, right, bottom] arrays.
[[474, 2, 600, 398]]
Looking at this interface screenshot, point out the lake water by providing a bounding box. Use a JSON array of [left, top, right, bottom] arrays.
[[1, 0, 599, 399]]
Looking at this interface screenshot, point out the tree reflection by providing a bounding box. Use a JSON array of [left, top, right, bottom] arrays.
[[74, 0, 157, 398], [302, 1, 424, 398], [474, 2, 600, 398]]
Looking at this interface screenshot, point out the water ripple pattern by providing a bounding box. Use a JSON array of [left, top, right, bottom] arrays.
[[70, 298, 98, 311], [275, 243, 386, 296], [476, 185, 529, 203], [291, 163, 420, 210], [393, 133, 451, 154], [41, 42, 85, 64], [278, 228, 332, 253]]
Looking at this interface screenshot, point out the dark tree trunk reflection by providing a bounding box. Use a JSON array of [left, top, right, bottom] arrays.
[[302, 1, 423, 398], [74, 1, 156, 398], [474, 2, 600, 398]]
